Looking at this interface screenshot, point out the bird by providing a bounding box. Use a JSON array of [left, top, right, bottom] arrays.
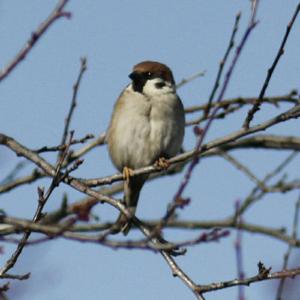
[[106, 61, 185, 234]]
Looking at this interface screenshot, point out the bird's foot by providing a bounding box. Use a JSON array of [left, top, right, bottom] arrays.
[[155, 157, 170, 170], [123, 166, 134, 184]]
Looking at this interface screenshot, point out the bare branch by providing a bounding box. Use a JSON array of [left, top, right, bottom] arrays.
[[185, 92, 299, 114], [1, 102, 300, 193], [0, 161, 28, 185], [2, 215, 300, 248], [173, 3, 259, 203], [34, 133, 93, 153], [68, 133, 106, 161], [220, 151, 265, 189], [199, 263, 300, 294], [0, 170, 45, 194], [0, 0, 71, 82], [235, 151, 298, 216], [1, 134, 299, 196], [0, 132, 74, 276], [243, 3, 300, 128], [276, 192, 300, 299], [204, 12, 241, 117], [234, 201, 246, 300], [176, 71, 206, 89], [59, 57, 87, 151]]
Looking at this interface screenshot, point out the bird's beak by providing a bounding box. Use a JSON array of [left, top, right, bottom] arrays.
[[129, 71, 139, 81]]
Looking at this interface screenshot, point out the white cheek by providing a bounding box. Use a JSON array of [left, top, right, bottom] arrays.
[[142, 78, 173, 97]]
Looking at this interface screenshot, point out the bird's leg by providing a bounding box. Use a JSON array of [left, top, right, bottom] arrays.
[[123, 166, 134, 184], [110, 166, 136, 235], [109, 166, 134, 235], [154, 157, 170, 170]]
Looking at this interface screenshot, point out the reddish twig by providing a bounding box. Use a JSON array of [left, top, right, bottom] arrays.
[[173, 2, 259, 203], [204, 12, 241, 117]]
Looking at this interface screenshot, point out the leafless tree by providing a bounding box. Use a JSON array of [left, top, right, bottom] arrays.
[[1, 1, 300, 299]]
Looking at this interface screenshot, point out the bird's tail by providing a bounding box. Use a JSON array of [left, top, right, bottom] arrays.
[[113, 176, 146, 235]]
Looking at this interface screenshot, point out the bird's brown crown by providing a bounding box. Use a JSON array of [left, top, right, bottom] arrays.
[[132, 61, 175, 85]]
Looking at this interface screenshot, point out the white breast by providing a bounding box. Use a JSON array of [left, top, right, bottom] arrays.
[[107, 83, 185, 171]]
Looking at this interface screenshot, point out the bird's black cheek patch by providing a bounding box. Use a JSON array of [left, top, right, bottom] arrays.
[[155, 82, 165, 89], [132, 78, 147, 93]]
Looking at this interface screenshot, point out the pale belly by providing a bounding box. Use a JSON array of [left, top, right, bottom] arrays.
[[108, 97, 184, 171]]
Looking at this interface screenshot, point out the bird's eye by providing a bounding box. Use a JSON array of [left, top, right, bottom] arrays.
[[146, 72, 153, 78]]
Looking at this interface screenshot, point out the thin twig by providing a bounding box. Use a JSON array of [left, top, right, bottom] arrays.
[[173, 2, 259, 203], [220, 151, 266, 189], [234, 200, 246, 300], [0, 135, 205, 299], [0, 0, 71, 82], [204, 12, 241, 117], [185, 92, 299, 114], [0, 161, 28, 185], [68, 133, 106, 162], [0, 219, 229, 252], [199, 263, 300, 293], [0, 273, 30, 281], [2, 92, 296, 194], [1, 215, 299, 248], [34, 133, 93, 153], [187, 104, 242, 126], [59, 57, 87, 159], [133, 221, 206, 299], [176, 71, 206, 89], [1, 134, 299, 195], [0, 103, 300, 295], [0, 133, 74, 277], [243, 2, 300, 128], [1, 103, 300, 192], [0, 169, 44, 194], [236, 151, 298, 216], [186, 93, 299, 126], [276, 192, 300, 300]]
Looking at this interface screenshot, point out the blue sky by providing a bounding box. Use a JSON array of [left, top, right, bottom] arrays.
[[1, 1, 300, 299]]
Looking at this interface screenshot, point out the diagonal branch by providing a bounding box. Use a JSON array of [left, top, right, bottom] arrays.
[[173, 2, 259, 203], [59, 57, 87, 151], [243, 2, 300, 128], [0, 0, 71, 82], [0, 133, 74, 277], [204, 12, 241, 117]]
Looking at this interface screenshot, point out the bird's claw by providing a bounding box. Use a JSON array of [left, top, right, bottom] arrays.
[[155, 157, 170, 170]]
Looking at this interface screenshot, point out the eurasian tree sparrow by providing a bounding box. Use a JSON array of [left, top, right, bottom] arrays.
[[107, 61, 185, 234]]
